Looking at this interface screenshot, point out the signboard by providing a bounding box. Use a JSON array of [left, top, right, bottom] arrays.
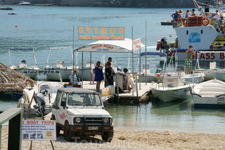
[[78, 26, 125, 40], [22, 120, 56, 140], [133, 38, 141, 50]]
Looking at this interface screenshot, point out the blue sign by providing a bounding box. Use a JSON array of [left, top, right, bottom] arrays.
[[189, 32, 201, 43]]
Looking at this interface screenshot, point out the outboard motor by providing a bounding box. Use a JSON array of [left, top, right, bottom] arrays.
[[156, 68, 162, 77], [34, 92, 46, 116]]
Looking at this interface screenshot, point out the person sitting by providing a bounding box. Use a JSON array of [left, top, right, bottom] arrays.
[[69, 69, 80, 87], [191, 9, 196, 16]]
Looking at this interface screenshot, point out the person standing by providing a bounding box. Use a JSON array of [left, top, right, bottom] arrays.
[[104, 57, 112, 87], [94, 61, 104, 93], [204, 1, 210, 13], [105, 62, 115, 86], [185, 45, 196, 74]]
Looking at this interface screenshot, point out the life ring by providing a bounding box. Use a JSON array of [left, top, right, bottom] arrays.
[[202, 18, 209, 26], [156, 40, 161, 50]]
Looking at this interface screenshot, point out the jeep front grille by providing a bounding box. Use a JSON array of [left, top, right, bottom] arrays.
[[84, 117, 102, 125]]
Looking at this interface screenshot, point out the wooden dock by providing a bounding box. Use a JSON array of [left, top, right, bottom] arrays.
[[81, 81, 151, 104]]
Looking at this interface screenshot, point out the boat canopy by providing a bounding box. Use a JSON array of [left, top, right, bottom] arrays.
[[140, 52, 166, 57], [74, 38, 145, 53], [9, 48, 33, 50]]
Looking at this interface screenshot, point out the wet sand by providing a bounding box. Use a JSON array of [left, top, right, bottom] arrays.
[[1, 126, 225, 150]]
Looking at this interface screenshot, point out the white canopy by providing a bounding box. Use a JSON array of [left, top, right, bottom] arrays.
[[74, 38, 145, 53]]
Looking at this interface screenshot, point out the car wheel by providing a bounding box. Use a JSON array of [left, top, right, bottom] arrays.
[[50, 115, 60, 137], [102, 131, 114, 142], [64, 121, 73, 141]]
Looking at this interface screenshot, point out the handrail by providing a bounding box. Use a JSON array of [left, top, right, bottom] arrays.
[[0, 108, 23, 150]]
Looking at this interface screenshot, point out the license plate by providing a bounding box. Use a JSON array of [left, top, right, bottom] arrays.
[[88, 126, 98, 130]]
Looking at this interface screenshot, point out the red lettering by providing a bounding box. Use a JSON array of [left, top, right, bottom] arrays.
[[27, 121, 38, 124], [211, 53, 215, 59], [92, 44, 102, 49], [42, 121, 54, 124], [200, 53, 205, 59], [220, 53, 225, 59], [206, 53, 210, 59]]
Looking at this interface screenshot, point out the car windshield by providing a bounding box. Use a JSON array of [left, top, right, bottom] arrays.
[[67, 93, 102, 106]]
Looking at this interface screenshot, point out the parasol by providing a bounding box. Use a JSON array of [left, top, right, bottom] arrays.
[[0, 62, 36, 92]]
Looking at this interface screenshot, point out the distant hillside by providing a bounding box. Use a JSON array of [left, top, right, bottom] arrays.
[[1, 0, 222, 8]]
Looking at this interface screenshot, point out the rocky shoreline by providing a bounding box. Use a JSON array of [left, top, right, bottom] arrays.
[[1, 126, 225, 150], [0, 0, 213, 8]]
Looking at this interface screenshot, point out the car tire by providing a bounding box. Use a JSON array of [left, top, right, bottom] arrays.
[[64, 121, 73, 141], [102, 131, 114, 142], [50, 115, 60, 137]]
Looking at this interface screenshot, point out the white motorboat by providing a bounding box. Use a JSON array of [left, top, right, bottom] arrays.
[[138, 52, 167, 82], [9, 48, 40, 79], [17, 81, 64, 116], [18, 1, 31, 5], [76, 60, 95, 81], [44, 47, 76, 81], [150, 68, 192, 102], [191, 79, 225, 106], [44, 60, 73, 81]]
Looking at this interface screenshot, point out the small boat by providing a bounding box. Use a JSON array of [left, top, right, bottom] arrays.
[[138, 52, 167, 82], [18, 1, 31, 5], [17, 81, 63, 116], [161, 21, 173, 26], [150, 61, 192, 102], [44, 47, 75, 81], [8, 13, 16, 15], [9, 48, 40, 79], [191, 79, 225, 106], [0, 7, 13, 10]]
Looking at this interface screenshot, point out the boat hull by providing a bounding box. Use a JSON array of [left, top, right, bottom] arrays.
[[151, 85, 191, 102], [44, 68, 72, 81], [14, 68, 39, 79], [192, 79, 225, 106]]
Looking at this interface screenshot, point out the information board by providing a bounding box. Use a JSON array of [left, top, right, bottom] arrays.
[[22, 120, 56, 140]]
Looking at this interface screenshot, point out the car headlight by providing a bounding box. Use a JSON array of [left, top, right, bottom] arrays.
[[75, 117, 81, 123], [103, 118, 110, 123]]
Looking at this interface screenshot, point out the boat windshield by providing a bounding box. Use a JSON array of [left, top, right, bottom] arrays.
[[67, 93, 102, 106]]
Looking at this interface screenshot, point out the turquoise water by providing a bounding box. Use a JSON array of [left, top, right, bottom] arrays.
[[1, 5, 225, 133]]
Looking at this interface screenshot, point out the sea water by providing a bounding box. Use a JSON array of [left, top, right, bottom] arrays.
[[0, 5, 224, 133]]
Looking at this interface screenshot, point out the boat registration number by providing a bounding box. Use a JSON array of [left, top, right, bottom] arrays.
[[88, 126, 98, 130]]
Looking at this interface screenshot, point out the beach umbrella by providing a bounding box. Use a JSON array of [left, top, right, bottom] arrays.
[[0, 62, 36, 92]]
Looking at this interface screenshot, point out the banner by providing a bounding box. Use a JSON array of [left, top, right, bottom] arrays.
[[133, 38, 141, 50], [78, 26, 125, 40], [22, 120, 56, 140]]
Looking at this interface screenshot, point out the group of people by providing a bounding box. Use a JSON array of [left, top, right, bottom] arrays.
[[171, 1, 212, 24], [94, 57, 115, 93], [94, 57, 133, 93]]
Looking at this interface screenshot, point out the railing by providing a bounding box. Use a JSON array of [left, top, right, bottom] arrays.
[[0, 108, 23, 150]]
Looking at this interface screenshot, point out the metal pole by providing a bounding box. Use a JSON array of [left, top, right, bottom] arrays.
[[82, 51, 84, 87], [90, 52, 92, 84], [132, 26, 134, 72], [72, 25, 75, 76], [145, 21, 147, 85]]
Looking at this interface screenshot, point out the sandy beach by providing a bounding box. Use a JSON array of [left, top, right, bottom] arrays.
[[1, 126, 225, 150]]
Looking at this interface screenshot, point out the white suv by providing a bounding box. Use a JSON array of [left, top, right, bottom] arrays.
[[51, 88, 114, 142]]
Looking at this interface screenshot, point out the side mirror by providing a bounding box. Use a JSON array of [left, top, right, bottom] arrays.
[[61, 101, 66, 109]]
